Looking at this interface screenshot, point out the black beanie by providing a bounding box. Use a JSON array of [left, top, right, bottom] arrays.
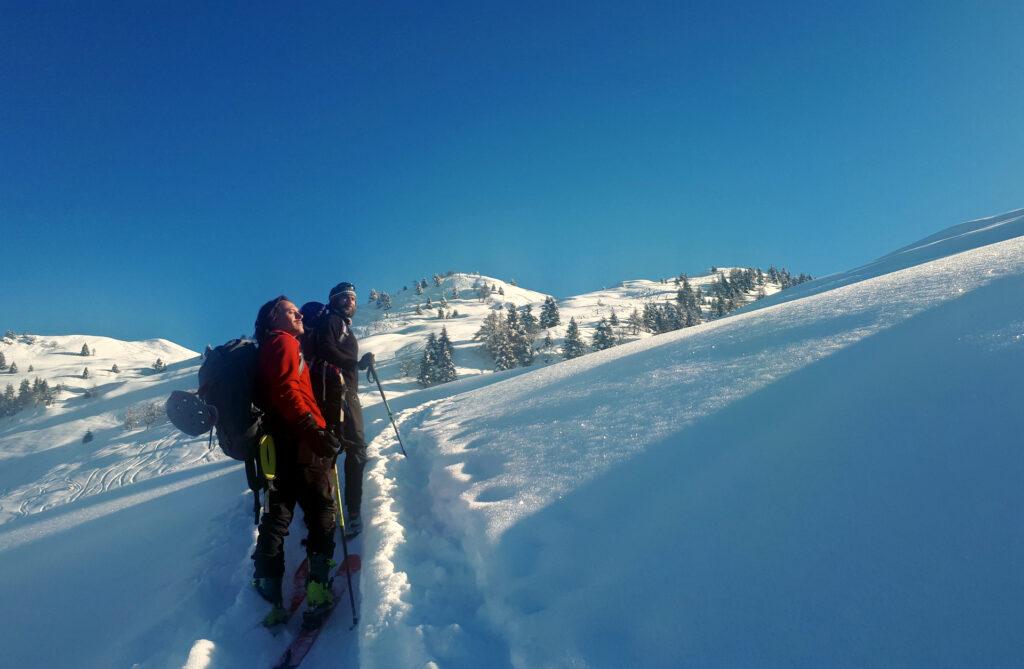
[[329, 282, 357, 301]]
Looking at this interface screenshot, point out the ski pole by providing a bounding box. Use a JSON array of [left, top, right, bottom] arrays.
[[333, 464, 359, 628], [366, 361, 408, 457]]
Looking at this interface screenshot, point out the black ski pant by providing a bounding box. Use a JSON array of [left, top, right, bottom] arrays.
[[341, 388, 367, 517], [252, 443, 336, 579], [312, 364, 367, 518]]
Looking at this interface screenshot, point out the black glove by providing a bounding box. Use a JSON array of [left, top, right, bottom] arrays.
[[357, 352, 375, 371], [312, 428, 341, 458]]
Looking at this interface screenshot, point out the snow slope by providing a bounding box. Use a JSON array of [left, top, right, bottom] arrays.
[[0, 209, 1020, 668], [359, 211, 1024, 667]]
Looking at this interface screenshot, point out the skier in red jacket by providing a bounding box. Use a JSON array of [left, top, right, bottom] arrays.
[[251, 295, 342, 629]]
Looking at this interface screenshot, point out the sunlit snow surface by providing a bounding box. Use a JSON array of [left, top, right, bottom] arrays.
[[359, 209, 1024, 667], [0, 210, 1022, 668]]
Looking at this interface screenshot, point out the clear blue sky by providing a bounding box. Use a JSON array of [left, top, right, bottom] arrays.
[[2, 1, 1022, 350]]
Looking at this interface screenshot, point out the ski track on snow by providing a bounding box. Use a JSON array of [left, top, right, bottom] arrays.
[[361, 399, 515, 669]]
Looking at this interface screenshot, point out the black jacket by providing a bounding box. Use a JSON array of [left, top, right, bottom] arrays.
[[315, 307, 359, 391]]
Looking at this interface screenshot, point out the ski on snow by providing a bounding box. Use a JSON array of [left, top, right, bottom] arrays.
[[273, 552, 361, 669]]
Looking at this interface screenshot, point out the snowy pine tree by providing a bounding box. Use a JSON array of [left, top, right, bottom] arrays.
[[417, 333, 439, 387], [81, 343, 90, 356], [8, 362, 17, 374], [1, 384, 15, 417], [539, 296, 561, 328], [0, 351, 6, 370], [521, 304, 539, 335], [627, 309, 642, 336], [591, 317, 616, 350], [541, 330, 555, 362], [504, 305, 533, 368], [561, 317, 586, 359], [435, 327, 458, 383]]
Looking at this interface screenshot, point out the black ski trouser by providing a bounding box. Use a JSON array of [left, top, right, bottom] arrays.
[[312, 364, 367, 518], [252, 441, 336, 579], [342, 389, 367, 517]]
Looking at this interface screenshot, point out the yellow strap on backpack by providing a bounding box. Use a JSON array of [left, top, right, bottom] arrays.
[[258, 434, 277, 481]]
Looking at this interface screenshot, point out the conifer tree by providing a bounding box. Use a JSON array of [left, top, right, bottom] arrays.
[[608, 309, 619, 327], [111, 364, 120, 373], [492, 322, 518, 371], [152, 359, 166, 372], [542, 330, 554, 356], [82, 367, 90, 379], [642, 303, 658, 332], [415, 283, 424, 295], [8, 362, 17, 374], [561, 317, 586, 359], [18, 378, 31, 407], [0, 351, 6, 370], [435, 327, 458, 383], [1, 384, 15, 416], [81, 343, 90, 356], [27, 365, 33, 372], [438, 308, 445, 319], [507, 305, 534, 367], [473, 311, 502, 350], [591, 317, 616, 350], [415, 305, 423, 315], [627, 309, 642, 336], [417, 333, 439, 386], [520, 304, 539, 335], [539, 296, 561, 328], [83, 430, 94, 444]]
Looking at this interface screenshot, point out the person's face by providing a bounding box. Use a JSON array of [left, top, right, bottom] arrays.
[[271, 301, 304, 337], [335, 293, 357, 318]]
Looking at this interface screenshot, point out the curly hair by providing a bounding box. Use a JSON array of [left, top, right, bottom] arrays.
[[254, 295, 290, 344]]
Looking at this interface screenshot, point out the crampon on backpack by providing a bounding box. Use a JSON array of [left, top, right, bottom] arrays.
[[165, 337, 267, 523]]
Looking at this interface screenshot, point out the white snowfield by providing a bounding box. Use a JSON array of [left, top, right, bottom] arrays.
[[0, 209, 1021, 668]]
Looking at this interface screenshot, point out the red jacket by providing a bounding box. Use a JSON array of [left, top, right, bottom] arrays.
[[257, 331, 325, 429]]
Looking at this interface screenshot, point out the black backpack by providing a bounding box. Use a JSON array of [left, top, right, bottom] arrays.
[[197, 338, 263, 462], [166, 338, 267, 524]]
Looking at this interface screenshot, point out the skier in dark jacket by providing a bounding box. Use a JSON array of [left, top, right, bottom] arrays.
[[308, 281, 371, 536], [251, 295, 341, 629]]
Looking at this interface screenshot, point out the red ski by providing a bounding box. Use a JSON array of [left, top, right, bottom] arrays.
[[273, 553, 361, 669], [285, 558, 310, 617]]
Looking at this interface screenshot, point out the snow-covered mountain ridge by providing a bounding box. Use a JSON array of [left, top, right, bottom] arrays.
[[350, 265, 801, 402]]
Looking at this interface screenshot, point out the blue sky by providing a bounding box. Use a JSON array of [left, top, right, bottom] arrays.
[[2, 1, 1022, 350]]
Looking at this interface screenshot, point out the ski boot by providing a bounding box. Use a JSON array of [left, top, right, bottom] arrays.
[[301, 553, 335, 630], [253, 576, 287, 627]]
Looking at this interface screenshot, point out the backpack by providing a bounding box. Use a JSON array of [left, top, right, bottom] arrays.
[[165, 337, 272, 525], [196, 337, 263, 461]]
